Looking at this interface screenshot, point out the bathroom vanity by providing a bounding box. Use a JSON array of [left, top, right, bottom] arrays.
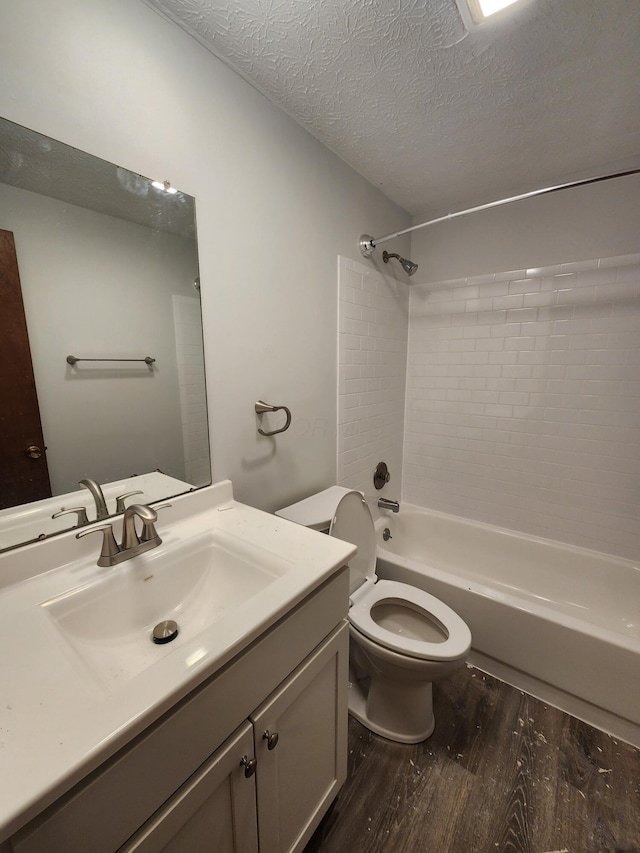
[[0, 481, 354, 853]]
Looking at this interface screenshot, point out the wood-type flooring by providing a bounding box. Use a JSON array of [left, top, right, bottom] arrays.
[[305, 665, 640, 853]]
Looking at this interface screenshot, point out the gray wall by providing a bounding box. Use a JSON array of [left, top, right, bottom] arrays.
[[0, 0, 411, 513], [410, 173, 640, 283]]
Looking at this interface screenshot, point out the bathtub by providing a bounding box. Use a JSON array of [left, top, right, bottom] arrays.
[[374, 504, 640, 745]]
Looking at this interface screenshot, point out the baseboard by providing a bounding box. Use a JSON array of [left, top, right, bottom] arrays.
[[468, 650, 640, 750]]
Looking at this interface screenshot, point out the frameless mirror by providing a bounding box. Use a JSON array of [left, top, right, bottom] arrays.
[[0, 116, 210, 552]]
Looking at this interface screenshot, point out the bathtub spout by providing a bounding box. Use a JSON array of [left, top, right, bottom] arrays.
[[378, 498, 400, 513]]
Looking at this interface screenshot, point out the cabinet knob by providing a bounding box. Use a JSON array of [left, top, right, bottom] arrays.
[[26, 445, 43, 459], [240, 755, 257, 778], [263, 730, 279, 750]]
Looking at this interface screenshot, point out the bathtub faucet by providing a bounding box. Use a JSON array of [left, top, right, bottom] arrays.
[[378, 498, 400, 513]]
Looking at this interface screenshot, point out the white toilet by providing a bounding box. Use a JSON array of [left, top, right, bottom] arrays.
[[277, 487, 472, 743]]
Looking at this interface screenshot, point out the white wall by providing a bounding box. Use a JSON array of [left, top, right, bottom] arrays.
[[337, 256, 408, 506], [0, 182, 197, 493], [405, 176, 640, 560], [0, 0, 410, 514], [411, 174, 640, 284]]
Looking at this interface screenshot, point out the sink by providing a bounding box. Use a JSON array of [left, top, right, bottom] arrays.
[[41, 531, 290, 689]]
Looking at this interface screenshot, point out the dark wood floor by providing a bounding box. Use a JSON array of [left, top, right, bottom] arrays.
[[305, 665, 640, 853]]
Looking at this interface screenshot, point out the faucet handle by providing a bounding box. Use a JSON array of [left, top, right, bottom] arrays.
[[140, 503, 172, 543], [52, 506, 89, 526], [115, 490, 144, 513], [76, 524, 120, 566]]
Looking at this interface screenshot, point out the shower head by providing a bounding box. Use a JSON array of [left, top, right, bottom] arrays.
[[358, 233, 418, 277], [382, 250, 418, 277]]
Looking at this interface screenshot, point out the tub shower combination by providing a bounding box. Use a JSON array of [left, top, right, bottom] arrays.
[[374, 505, 640, 745]]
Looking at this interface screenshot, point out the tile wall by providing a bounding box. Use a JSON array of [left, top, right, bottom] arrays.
[[403, 253, 640, 560], [337, 256, 409, 501]]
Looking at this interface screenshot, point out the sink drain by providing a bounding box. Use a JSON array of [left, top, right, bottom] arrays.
[[152, 620, 179, 644]]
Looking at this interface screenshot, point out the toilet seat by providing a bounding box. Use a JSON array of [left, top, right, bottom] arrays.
[[349, 579, 472, 662], [327, 492, 471, 662]]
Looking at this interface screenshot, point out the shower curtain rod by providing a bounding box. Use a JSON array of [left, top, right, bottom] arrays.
[[359, 167, 640, 256]]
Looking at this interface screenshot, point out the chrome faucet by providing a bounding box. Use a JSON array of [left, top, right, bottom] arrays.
[[79, 478, 109, 521], [378, 498, 400, 513], [77, 503, 170, 567]]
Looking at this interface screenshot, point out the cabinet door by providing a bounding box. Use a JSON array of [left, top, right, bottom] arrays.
[[251, 622, 349, 853], [119, 722, 258, 853]]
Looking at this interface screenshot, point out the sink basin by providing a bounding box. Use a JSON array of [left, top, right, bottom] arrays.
[[41, 531, 290, 688]]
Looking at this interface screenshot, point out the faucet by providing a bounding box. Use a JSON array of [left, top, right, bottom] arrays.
[[378, 498, 400, 513], [77, 503, 170, 567], [79, 478, 109, 521], [122, 503, 162, 550]]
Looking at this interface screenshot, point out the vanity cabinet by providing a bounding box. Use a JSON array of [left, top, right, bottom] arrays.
[[9, 569, 349, 853], [121, 624, 348, 853], [250, 624, 347, 853], [120, 721, 259, 853]]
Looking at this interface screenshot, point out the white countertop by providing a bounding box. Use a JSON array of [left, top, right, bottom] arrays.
[[0, 481, 355, 842]]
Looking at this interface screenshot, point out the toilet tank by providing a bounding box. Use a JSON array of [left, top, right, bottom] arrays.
[[275, 486, 353, 531], [276, 486, 376, 596]]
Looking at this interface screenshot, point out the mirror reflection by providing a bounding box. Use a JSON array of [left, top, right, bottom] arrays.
[[0, 116, 210, 552]]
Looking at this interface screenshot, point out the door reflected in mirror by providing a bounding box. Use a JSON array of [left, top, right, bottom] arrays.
[[0, 116, 210, 552]]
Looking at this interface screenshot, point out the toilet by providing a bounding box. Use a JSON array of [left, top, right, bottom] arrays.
[[277, 487, 472, 743]]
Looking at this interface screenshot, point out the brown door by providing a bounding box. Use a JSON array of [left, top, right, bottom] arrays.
[[0, 229, 51, 509]]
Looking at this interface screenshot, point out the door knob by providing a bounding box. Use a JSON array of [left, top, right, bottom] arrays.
[[25, 445, 43, 459]]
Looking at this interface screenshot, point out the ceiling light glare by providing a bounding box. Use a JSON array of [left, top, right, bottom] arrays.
[[459, 0, 523, 25], [478, 0, 520, 16]]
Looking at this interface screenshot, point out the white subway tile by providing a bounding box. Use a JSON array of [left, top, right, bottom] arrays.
[[493, 293, 524, 310], [577, 268, 618, 288], [560, 259, 598, 274], [477, 281, 510, 298], [509, 278, 541, 295], [494, 269, 526, 282], [397, 254, 640, 558], [466, 272, 497, 285], [452, 284, 480, 301], [600, 252, 640, 268], [526, 264, 562, 277], [490, 323, 522, 338], [466, 297, 494, 312], [523, 291, 558, 308], [557, 286, 596, 305], [507, 307, 540, 323]]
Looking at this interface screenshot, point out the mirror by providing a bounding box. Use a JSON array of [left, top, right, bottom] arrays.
[[0, 116, 210, 552]]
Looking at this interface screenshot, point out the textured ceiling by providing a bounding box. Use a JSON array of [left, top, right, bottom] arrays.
[[144, 0, 640, 218]]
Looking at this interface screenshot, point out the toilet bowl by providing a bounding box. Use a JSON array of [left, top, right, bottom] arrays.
[[277, 487, 472, 743]]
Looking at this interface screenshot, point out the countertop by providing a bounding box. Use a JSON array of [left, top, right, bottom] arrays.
[[0, 480, 355, 842]]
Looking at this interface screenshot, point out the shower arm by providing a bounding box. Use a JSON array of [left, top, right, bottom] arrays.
[[359, 167, 640, 257]]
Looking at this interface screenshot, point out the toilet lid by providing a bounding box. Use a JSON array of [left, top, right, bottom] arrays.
[[349, 579, 472, 661], [329, 491, 377, 592]]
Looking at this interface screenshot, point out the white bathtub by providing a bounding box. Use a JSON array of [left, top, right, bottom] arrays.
[[374, 504, 640, 745]]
